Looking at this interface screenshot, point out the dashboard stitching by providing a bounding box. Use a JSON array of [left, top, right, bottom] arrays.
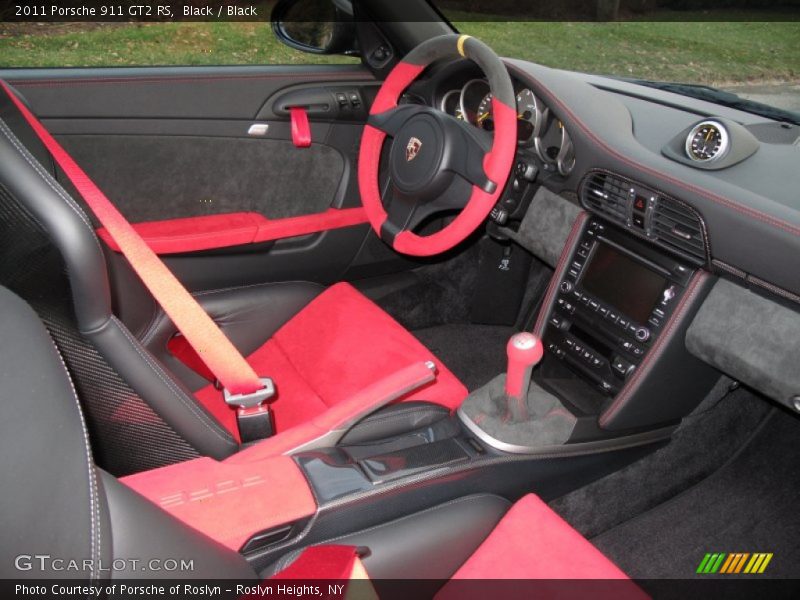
[[511, 66, 800, 238], [712, 259, 800, 305], [599, 270, 709, 427]]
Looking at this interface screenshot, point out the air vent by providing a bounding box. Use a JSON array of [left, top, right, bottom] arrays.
[[652, 198, 706, 262], [581, 170, 708, 265], [581, 172, 629, 226]]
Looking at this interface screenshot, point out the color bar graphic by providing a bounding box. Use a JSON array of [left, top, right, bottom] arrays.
[[697, 552, 773, 574]]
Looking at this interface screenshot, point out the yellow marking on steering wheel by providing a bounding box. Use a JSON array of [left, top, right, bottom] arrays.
[[457, 35, 472, 57]]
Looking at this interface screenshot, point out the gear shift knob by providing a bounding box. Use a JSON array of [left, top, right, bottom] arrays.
[[505, 332, 544, 421]]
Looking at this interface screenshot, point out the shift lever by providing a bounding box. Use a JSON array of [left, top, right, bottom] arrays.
[[505, 332, 544, 421]]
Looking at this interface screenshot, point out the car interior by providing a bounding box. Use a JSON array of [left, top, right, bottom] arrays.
[[1, 0, 799, 591]]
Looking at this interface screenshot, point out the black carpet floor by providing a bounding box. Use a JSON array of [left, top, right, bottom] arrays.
[[412, 324, 513, 392], [591, 404, 800, 579]]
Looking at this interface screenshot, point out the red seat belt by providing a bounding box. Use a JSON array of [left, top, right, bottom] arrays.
[[0, 81, 267, 401]]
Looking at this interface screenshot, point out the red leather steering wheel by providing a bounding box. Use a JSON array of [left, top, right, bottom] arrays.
[[358, 34, 517, 257]]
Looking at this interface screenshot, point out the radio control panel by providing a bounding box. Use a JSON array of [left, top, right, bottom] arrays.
[[542, 219, 695, 395]]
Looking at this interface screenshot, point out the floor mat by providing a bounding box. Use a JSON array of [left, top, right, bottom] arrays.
[[412, 324, 513, 392], [550, 387, 772, 538], [592, 405, 800, 578]]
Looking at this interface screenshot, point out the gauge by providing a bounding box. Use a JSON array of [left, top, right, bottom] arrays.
[[478, 88, 541, 142], [515, 88, 538, 144], [556, 123, 576, 176], [534, 108, 554, 164], [460, 79, 490, 126], [685, 120, 728, 162], [440, 89, 464, 120], [476, 93, 493, 130]]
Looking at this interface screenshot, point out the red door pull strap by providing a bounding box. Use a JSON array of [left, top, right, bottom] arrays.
[[0, 81, 264, 397], [290, 106, 311, 148]]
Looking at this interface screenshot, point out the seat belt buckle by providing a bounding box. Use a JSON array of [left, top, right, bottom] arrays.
[[223, 377, 275, 408], [224, 378, 276, 443]]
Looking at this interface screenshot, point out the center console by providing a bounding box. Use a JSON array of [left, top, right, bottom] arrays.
[[542, 218, 695, 397]]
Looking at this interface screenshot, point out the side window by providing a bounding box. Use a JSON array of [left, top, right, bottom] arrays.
[[0, 1, 359, 68]]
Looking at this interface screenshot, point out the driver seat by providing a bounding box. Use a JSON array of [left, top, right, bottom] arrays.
[[0, 85, 468, 476]]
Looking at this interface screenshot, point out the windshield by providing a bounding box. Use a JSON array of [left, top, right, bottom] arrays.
[[449, 13, 800, 122]]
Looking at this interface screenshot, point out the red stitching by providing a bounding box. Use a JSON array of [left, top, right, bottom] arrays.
[[9, 72, 374, 88], [599, 270, 709, 427], [533, 212, 589, 336], [514, 67, 800, 238]]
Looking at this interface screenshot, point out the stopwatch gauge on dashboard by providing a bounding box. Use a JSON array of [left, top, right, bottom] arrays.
[[440, 78, 576, 177]]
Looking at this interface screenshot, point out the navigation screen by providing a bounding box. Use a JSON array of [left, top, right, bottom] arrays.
[[580, 242, 666, 323]]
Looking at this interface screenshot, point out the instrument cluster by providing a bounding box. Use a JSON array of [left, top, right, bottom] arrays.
[[438, 78, 576, 176]]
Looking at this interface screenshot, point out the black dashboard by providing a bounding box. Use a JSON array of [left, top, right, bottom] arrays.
[[404, 57, 800, 304], [402, 56, 800, 417]]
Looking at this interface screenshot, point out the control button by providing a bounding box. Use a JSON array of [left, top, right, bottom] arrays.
[[573, 290, 582, 300], [564, 302, 576, 314], [560, 280, 573, 293], [571, 260, 583, 270], [631, 345, 644, 357], [580, 296, 591, 306], [648, 316, 662, 328], [618, 317, 629, 329], [591, 356, 603, 368], [582, 350, 592, 361], [589, 300, 600, 311], [632, 214, 645, 229], [567, 268, 580, 279], [580, 241, 592, 251], [627, 323, 638, 335], [612, 356, 635, 378], [635, 327, 651, 342], [574, 343, 584, 354], [577, 249, 589, 259], [607, 310, 618, 322], [653, 308, 665, 318], [335, 92, 349, 106], [565, 339, 575, 348], [598, 306, 609, 317], [348, 92, 361, 107], [489, 207, 508, 225], [515, 161, 538, 182], [661, 285, 677, 306], [598, 380, 614, 393]]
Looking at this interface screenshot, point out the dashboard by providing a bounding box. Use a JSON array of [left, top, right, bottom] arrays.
[[402, 58, 800, 303], [400, 56, 800, 416]]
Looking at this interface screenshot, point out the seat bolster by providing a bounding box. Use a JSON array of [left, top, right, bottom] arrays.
[[444, 494, 633, 581], [87, 315, 238, 459], [141, 281, 324, 391]]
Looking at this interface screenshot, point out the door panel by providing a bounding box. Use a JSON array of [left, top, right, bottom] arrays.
[[58, 135, 345, 221], [0, 65, 415, 300]]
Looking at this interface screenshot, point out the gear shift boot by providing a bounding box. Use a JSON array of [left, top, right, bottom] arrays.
[[459, 374, 577, 451], [458, 331, 576, 451]]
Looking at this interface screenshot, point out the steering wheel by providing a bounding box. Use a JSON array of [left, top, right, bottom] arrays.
[[358, 34, 517, 257]]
